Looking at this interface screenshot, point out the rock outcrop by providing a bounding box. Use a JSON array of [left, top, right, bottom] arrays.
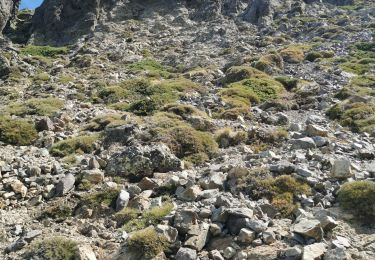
[[0, 0, 13, 35]]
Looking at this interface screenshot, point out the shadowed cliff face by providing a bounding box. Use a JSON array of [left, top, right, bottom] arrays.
[[0, 0, 14, 35], [17, 0, 356, 46]]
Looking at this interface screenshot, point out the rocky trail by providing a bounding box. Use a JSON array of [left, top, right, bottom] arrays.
[[0, 0, 375, 259]]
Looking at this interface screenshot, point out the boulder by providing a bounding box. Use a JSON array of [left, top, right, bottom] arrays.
[[302, 243, 326, 260], [0, 0, 13, 34], [106, 144, 183, 179], [176, 247, 197, 260], [292, 218, 323, 241], [116, 190, 130, 211], [55, 173, 75, 196], [75, 245, 97, 260], [331, 159, 352, 178], [290, 137, 316, 150], [82, 169, 104, 184], [0, 55, 10, 79], [184, 223, 210, 251]]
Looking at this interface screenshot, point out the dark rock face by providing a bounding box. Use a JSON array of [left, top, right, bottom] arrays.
[[30, 0, 112, 45], [0, 0, 13, 35]]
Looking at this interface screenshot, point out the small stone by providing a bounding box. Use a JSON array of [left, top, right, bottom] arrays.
[[285, 246, 302, 258], [331, 159, 352, 179], [290, 137, 316, 150], [238, 228, 256, 244], [116, 190, 130, 211], [210, 249, 224, 260], [82, 169, 104, 184], [23, 230, 42, 242], [175, 247, 197, 260], [292, 218, 323, 241], [223, 246, 236, 259], [55, 173, 75, 196], [302, 242, 326, 260], [35, 117, 55, 132], [324, 247, 348, 260], [75, 245, 97, 260], [10, 180, 27, 197], [156, 225, 178, 243], [177, 185, 201, 201], [305, 124, 328, 137], [262, 230, 276, 244]]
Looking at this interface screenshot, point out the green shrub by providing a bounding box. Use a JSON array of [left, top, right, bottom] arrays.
[[40, 204, 72, 220], [149, 112, 218, 164], [127, 59, 173, 78], [6, 97, 64, 116], [224, 77, 284, 103], [50, 134, 100, 157], [305, 50, 335, 62], [244, 175, 310, 217], [254, 54, 284, 74], [215, 128, 248, 148], [100, 78, 204, 115], [27, 237, 77, 260], [80, 189, 119, 209], [327, 102, 375, 132], [223, 66, 267, 84], [21, 45, 69, 58], [126, 228, 169, 259], [122, 203, 174, 232], [34, 72, 50, 82], [274, 76, 299, 90], [279, 46, 307, 63], [0, 116, 38, 145], [83, 114, 128, 131], [338, 181, 375, 225]]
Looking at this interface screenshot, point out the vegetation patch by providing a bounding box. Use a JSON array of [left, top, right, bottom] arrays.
[[120, 203, 174, 232], [40, 204, 72, 221], [21, 45, 69, 58], [327, 74, 375, 133], [79, 189, 119, 209], [127, 59, 174, 78], [50, 134, 100, 157], [149, 112, 218, 164], [0, 116, 38, 145], [215, 128, 248, 148], [242, 175, 310, 217], [126, 228, 169, 259], [254, 53, 284, 74], [305, 50, 335, 62], [279, 45, 310, 63], [223, 66, 268, 84], [5, 97, 64, 116], [338, 181, 375, 225], [26, 237, 77, 260], [99, 78, 205, 115], [327, 101, 375, 133], [83, 113, 129, 131]]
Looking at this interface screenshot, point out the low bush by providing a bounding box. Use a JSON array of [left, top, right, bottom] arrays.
[[215, 128, 248, 148], [40, 204, 72, 221], [223, 66, 267, 84], [150, 112, 218, 164], [127, 59, 173, 78], [121, 203, 174, 232], [79, 189, 119, 209], [5, 97, 64, 116], [27, 237, 77, 260], [50, 134, 100, 157], [243, 175, 310, 217], [100, 78, 205, 115], [126, 228, 169, 259], [0, 116, 38, 145], [21, 45, 69, 58], [279, 46, 307, 63], [338, 181, 375, 225]]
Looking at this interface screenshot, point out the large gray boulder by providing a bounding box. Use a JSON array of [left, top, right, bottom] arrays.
[[106, 144, 183, 179], [243, 0, 292, 26], [0, 0, 13, 35]]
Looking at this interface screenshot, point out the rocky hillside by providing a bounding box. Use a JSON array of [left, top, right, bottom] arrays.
[[0, 0, 374, 259]]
